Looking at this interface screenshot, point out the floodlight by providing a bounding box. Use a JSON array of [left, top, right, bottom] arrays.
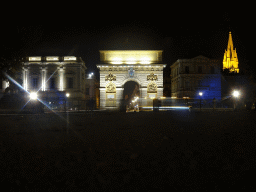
[[199, 92, 203, 96], [30, 92, 37, 100], [233, 90, 239, 98]]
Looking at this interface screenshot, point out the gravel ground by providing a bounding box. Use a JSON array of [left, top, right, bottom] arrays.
[[0, 110, 255, 191]]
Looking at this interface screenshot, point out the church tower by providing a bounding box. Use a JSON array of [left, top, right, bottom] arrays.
[[223, 32, 239, 73]]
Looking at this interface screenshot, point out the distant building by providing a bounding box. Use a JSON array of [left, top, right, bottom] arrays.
[[223, 32, 239, 73], [170, 55, 221, 100], [19, 56, 87, 110]]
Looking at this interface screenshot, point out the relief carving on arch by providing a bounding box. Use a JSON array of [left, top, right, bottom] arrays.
[[147, 73, 158, 81], [106, 82, 116, 93], [105, 73, 116, 81], [147, 81, 157, 93]]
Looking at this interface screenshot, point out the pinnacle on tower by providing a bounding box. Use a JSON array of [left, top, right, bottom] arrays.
[[223, 32, 239, 73]]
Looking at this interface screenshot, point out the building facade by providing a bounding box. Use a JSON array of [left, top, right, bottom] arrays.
[[97, 50, 166, 110], [20, 56, 87, 110], [223, 32, 239, 73], [171, 55, 221, 100]]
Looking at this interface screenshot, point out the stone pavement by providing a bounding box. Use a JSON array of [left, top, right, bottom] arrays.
[[0, 111, 255, 191]]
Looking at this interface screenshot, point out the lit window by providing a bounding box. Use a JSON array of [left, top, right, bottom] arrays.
[[46, 56, 59, 61], [29, 57, 41, 61], [64, 56, 76, 61]]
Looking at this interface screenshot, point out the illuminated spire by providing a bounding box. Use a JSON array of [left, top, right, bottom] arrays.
[[223, 32, 239, 73]]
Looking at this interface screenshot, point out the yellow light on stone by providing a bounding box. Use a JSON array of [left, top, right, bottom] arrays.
[[140, 57, 151, 64], [46, 56, 59, 61], [64, 56, 76, 61], [100, 50, 163, 64], [223, 32, 239, 73], [126, 57, 136, 64], [29, 57, 41, 61], [111, 57, 123, 64]]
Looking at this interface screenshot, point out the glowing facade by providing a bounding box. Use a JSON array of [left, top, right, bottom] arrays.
[[223, 32, 239, 73], [97, 50, 166, 110], [21, 56, 87, 110]]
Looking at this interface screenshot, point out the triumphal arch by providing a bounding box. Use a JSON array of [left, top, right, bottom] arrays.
[[97, 50, 166, 110]]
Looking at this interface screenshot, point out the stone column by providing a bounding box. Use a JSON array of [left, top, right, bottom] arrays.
[[99, 88, 106, 109], [41, 68, 46, 91], [59, 67, 64, 91], [116, 87, 124, 109], [23, 68, 28, 91]]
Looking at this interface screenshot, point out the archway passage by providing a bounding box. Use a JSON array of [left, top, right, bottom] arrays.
[[123, 81, 140, 109]]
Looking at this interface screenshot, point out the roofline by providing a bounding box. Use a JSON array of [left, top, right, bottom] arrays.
[[99, 50, 163, 52]]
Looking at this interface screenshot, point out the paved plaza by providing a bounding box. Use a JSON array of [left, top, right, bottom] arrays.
[[0, 111, 255, 191]]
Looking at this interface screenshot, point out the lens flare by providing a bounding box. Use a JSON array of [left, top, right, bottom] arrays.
[[30, 92, 37, 100]]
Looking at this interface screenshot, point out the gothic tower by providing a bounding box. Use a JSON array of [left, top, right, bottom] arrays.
[[223, 32, 239, 73]]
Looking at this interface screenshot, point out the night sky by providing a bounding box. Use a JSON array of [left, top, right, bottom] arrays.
[[1, 7, 253, 78]]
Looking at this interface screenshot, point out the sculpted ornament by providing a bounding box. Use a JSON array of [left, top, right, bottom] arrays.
[[105, 73, 116, 81], [106, 82, 116, 93], [147, 82, 157, 93], [128, 67, 135, 77], [147, 73, 158, 81]]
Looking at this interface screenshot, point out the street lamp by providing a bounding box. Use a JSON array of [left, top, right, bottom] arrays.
[[233, 90, 239, 98], [30, 92, 38, 100], [65, 93, 70, 112], [199, 92, 203, 111], [233, 90, 240, 110], [89, 72, 94, 78]]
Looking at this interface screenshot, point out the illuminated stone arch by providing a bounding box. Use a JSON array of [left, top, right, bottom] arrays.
[[97, 50, 166, 110]]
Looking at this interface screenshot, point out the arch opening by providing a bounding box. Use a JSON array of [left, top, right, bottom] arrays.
[[123, 81, 140, 110]]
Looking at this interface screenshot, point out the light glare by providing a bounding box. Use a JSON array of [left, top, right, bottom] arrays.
[[233, 90, 239, 97], [30, 92, 37, 100]]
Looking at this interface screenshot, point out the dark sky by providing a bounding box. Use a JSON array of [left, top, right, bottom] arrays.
[[1, 6, 253, 77]]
